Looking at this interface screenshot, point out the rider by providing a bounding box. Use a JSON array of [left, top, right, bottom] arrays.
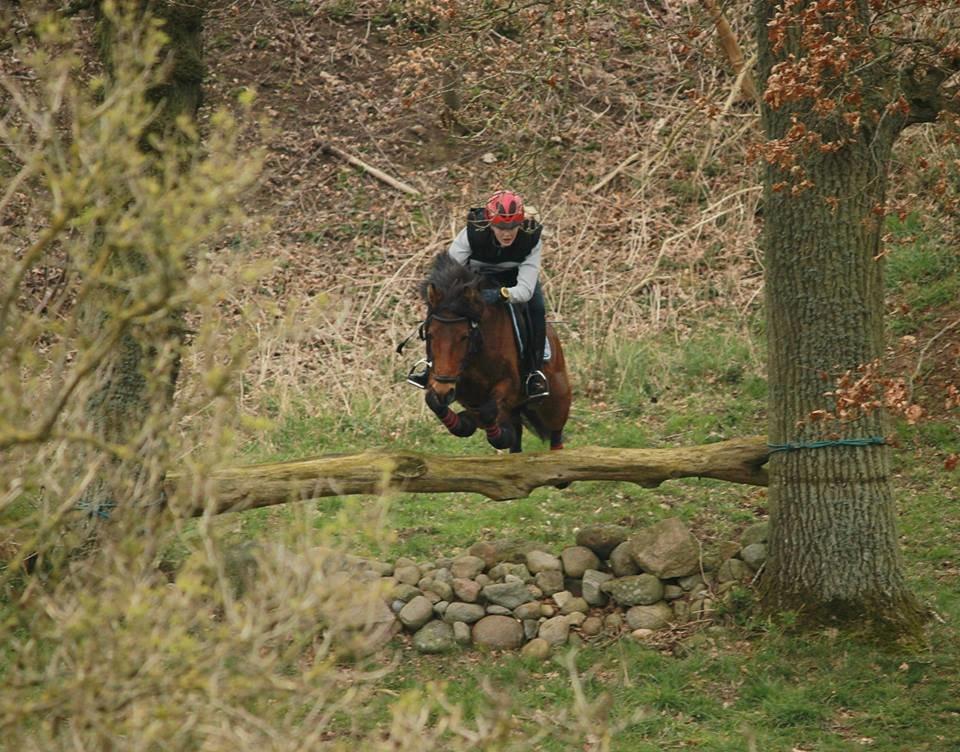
[[408, 189, 550, 399]]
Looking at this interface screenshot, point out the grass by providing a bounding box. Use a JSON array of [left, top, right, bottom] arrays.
[[209, 322, 960, 750]]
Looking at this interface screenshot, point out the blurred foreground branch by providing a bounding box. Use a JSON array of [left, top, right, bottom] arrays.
[[174, 436, 770, 513]]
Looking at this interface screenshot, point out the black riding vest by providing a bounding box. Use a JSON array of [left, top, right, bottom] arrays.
[[465, 208, 543, 286]]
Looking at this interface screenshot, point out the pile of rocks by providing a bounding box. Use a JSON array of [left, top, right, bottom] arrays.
[[368, 517, 768, 655]]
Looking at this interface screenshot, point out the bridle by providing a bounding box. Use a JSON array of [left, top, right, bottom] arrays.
[[415, 311, 482, 383]]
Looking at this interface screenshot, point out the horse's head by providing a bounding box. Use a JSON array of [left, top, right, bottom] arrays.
[[420, 254, 484, 404]]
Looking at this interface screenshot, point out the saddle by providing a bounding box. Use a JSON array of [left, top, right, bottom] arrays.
[[506, 302, 551, 368]]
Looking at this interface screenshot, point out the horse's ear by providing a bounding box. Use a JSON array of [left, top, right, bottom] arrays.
[[426, 283, 440, 308]]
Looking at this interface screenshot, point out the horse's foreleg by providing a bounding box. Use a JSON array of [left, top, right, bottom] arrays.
[[425, 392, 477, 437], [477, 398, 515, 451]]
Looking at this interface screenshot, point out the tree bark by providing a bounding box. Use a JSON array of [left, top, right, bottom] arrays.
[[754, 0, 927, 638], [170, 437, 771, 515], [76, 2, 204, 529]]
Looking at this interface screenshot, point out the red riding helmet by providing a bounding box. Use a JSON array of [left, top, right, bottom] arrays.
[[484, 190, 525, 228]]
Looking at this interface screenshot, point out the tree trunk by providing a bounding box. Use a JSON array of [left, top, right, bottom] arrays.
[[170, 437, 771, 515], [75, 2, 204, 532], [754, 0, 926, 638]]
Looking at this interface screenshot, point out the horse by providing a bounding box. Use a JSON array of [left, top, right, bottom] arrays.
[[412, 252, 571, 453]]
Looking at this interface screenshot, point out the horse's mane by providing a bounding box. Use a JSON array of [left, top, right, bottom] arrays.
[[421, 252, 485, 317]]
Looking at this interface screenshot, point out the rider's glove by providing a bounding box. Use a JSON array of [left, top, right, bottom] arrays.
[[480, 287, 509, 305]]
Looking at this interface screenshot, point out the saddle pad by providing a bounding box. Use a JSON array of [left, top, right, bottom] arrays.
[[507, 304, 551, 361]]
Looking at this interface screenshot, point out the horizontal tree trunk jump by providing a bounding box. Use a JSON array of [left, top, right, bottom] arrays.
[[173, 436, 769, 517]]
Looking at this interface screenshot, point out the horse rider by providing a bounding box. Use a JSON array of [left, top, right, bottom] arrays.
[[408, 189, 550, 399]]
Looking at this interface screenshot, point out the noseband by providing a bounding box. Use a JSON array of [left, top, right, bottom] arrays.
[[421, 311, 482, 383]]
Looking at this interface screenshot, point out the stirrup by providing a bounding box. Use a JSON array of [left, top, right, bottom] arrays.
[[406, 359, 430, 389], [525, 370, 549, 399]]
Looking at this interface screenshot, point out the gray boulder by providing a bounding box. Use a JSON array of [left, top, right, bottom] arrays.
[[443, 602, 486, 624], [581, 569, 613, 606], [625, 602, 673, 630], [602, 574, 664, 607], [398, 595, 434, 630], [560, 546, 601, 578], [413, 620, 456, 654], [628, 517, 701, 579], [472, 615, 525, 649], [575, 524, 631, 559], [609, 542, 640, 577], [482, 581, 534, 609]]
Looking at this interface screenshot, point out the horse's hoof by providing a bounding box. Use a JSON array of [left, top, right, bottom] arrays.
[[554, 481, 571, 490]]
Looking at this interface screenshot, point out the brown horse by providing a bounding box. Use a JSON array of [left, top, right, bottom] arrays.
[[415, 253, 571, 453]]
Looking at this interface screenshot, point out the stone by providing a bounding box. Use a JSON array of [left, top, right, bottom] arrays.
[[677, 574, 706, 592], [534, 569, 565, 595], [672, 600, 691, 623], [451, 555, 486, 579], [443, 602, 486, 624], [566, 611, 587, 627], [575, 524, 631, 559], [433, 601, 449, 616], [421, 579, 453, 601], [628, 517, 701, 579], [453, 621, 472, 645], [540, 604, 556, 618], [475, 574, 491, 587], [740, 543, 767, 570], [559, 597, 589, 616], [394, 565, 422, 586], [560, 546, 601, 578], [526, 550, 562, 574], [486, 605, 513, 616], [690, 596, 717, 621], [537, 615, 570, 646], [663, 585, 684, 600], [469, 539, 538, 568], [630, 628, 655, 641], [717, 558, 752, 583], [482, 581, 534, 609], [472, 615, 525, 649], [701, 540, 741, 571], [390, 583, 422, 603], [513, 602, 542, 620], [552, 590, 574, 609], [413, 620, 456, 654], [523, 619, 540, 640], [394, 556, 417, 570], [603, 612, 623, 631], [328, 590, 400, 657], [521, 638, 551, 660], [452, 578, 482, 603], [422, 590, 441, 605], [398, 596, 434, 630], [602, 574, 664, 607], [609, 542, 640, 577], [581, 616, 604, 636], [625, 602, 673, 630], [581, 569, 613, 606], [741, 521, 769, 547], [489, 562, 532, 582], [432, 567, 453, 583]]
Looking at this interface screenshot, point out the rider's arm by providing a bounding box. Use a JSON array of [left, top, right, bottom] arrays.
[[505, 240, 542, 303], [447, 229, 471, 265]]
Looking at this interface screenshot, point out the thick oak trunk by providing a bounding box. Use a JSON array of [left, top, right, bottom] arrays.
[[169, 437, 770, 515], [755, 0, 926, 637]]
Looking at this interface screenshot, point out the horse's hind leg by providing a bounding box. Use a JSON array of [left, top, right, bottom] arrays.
[[510, 418, 523, 454], [550, 430, 564, 451]]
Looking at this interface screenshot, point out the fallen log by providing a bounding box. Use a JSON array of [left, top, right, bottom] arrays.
[[171, 436, 770, 516]]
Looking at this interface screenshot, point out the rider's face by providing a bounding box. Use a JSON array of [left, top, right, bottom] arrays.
[[492, 225, 520, 247]]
